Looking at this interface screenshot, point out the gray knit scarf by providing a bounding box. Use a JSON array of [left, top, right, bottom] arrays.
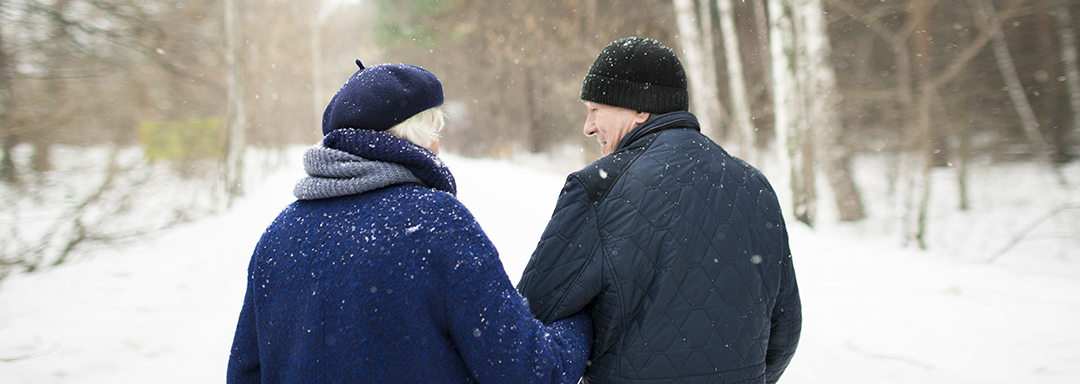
[[293, 142, 423, 200]]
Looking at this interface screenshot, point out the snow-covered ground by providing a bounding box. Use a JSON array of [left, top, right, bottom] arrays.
[[0, 148, 1077, 383]]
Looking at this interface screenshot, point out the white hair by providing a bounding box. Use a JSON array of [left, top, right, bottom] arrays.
[[386, 107, 445, 149]]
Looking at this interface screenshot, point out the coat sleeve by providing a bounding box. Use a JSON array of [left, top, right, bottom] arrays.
[[765, 223, 802, 384], [517, 176, 604, 325], [226, 256, 261, 384], [442, 204, 592, 384]]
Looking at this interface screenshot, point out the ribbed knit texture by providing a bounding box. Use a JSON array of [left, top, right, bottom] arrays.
[[293, 143, 422, 200], [580, 37, 688, 114], [321, 128, 456, 195], [227, 129, 592, 384], [580, 75, 688, 115]]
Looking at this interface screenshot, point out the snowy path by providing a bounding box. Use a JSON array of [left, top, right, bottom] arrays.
[[0, 154, 1077, 383]]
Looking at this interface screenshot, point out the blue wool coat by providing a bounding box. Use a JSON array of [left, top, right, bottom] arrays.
[[228, 129, 591, 384], [518, 112, 801, 384]]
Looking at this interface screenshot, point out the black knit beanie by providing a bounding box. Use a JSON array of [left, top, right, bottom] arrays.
[[580, 37, 689, 114], [321, 60, 444, 135]]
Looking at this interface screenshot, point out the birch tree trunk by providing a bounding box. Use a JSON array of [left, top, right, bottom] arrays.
[[768, 0, 815, 226], [673, 0, 719, 138], [1052, 4, 1080, 152], [224, 0, 247, 203], [766, 0, 865, 225], [696, 0, 727, 142], [717, 0, 757, 158], [978, 0, 1049, 162]]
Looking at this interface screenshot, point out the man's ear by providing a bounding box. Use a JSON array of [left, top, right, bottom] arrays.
[[634, 111, 651, 124]]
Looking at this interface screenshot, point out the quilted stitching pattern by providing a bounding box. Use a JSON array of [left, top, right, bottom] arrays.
[[519, 113, 800, 384]]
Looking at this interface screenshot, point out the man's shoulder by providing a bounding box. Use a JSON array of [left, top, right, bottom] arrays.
[[651, 129, 775, 188], [566, 127, 720, 206], [568, 134, 660, 206]]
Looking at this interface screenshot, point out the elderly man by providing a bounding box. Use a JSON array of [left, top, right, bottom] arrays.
[[517, 37, 802, 383]]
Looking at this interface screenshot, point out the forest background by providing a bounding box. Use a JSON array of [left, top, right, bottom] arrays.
[[1, 0, 1078, 278]]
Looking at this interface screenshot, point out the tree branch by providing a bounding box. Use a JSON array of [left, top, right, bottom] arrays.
[[986, 203, 1080, 263]]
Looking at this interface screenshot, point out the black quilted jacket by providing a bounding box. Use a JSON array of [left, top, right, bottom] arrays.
[[518, 111, 801, 384]]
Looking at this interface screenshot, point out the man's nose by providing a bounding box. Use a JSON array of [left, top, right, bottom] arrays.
[[583, 122, 596, 137]]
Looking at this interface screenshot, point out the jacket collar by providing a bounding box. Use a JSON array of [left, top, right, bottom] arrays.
[[615, 111, 700, 152]]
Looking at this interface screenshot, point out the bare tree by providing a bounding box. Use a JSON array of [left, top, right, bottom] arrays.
[[717, 0, 758, 158], [803, 0, 865, 223], [976, 0, 1049, 162], [1, 144, 218, 281], [747, 0, 775, 153], [695, 0, 726, 141], [1052, 3, 1080, 154], [5, 0, 232, 271], [910, 0, 938, 249], [28, 0, 67, 175], [769, 0, 816, 226], [674, 0, 723, 138], [828, 0, 924, 240], [827, 0, 1033, 247], [0, 0, 16, 184], [764, 0, 866, 225], [224, 0, 246, 203]]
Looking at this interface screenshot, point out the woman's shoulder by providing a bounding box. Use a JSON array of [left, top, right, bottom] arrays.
[[370, 184, 483, 231], [296, 183, 461, 208], [386, 184, 468, 211], [275, 185, 468, 233]]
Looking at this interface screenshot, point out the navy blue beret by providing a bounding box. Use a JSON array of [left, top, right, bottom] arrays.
[[321, 60, 444, 135]]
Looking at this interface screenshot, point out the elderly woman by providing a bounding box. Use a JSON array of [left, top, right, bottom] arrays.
[[226, 60, 591, 384]]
